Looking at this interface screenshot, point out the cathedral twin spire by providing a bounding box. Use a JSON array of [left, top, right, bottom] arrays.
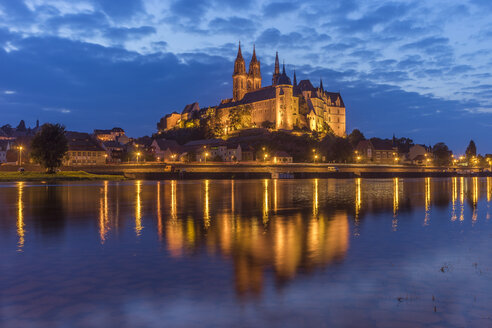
[[233, 42, 262, 101]]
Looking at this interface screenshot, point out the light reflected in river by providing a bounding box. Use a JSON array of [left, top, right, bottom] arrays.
[[1, 178, 492, 327]]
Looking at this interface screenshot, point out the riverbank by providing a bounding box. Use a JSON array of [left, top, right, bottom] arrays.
[[0, 171, 126, 182]]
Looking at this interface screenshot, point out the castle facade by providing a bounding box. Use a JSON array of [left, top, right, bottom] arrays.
[[158, 43, 346, 137]]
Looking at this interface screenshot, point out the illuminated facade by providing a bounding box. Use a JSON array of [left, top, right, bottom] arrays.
[[157, 44, 347, 137], [218, 44, 346, 136]]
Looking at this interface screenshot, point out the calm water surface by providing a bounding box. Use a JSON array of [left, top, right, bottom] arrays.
[[1, 178, 491, 327]]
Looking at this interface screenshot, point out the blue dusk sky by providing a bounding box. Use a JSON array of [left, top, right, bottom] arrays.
[[0, 0, 491, 153]]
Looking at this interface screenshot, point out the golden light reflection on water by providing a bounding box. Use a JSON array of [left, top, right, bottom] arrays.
[[263, 179, 269, 224], [355, 178, 361, 216], [231, 180, 235, 215], [487, 177, 491, 220], [472, 177, 478, 223], [171, 180, 177, 221], [273, 179, 277, 214], [10, 178, 492, 298], [451, 177, 457, 221], [203, 180, 210, 229], [157, 182, 162, 242], [460, 177, 465, 221], [17, 181, 25, 252], [99, 181, 109, 243], [135, 180, 143, 236], [392, 178, 399, 231], [488, 177, 491, 203], [313, 179, 319, 217], [424, 177, 431, 225]]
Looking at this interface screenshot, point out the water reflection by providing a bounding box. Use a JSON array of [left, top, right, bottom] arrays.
[[263, 179, 269, 224], [392, 178, 399, 231], [99, 181, 109, 243], [135, 180, 143, 236], [424, 177, 431, 225], [17, 181, 25, 252], [4, 178, 492, 295], [313, 178, 319, 216], [451, 177, 457, 221]]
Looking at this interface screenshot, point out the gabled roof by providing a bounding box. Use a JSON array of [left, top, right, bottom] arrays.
[[371, 139, 396, 151], [218, 86, 277, 109], [103, 140, 123, 148], [153, 139, 181, 152], [94, 129, 112, 135], [66, 131, 105, 151], [182, 102, 200, 114], [325, 92, 345, 107]]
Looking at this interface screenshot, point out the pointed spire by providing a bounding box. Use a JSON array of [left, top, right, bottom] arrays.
[[293, 69, 297, 86], [274, 51, 279, 75], [320, 78, 324, 91], [282, 61, 286, 75], [251, 44, 257, 61], [237, 41, 243, 59]]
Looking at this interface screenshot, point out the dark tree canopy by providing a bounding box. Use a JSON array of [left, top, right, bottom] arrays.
[[465, 140, 477, 158], [432, 142, 452, 166], [16, 120, 27, 132], [393, 137, 414, 154], [30, 123, 68, 173], [348, 129, 365, 148]]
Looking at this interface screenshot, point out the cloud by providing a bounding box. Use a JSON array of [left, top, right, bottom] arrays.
[[92, 0, 145, 19], [43, 107, 72, 114], [3, 90, 15, 94], [208, 17, 256, 35], [104, 26, 156, 42], [262, 2, 299, 18], [256, 27, 331, 49]]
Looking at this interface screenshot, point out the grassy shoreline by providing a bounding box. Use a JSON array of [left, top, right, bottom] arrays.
[[0, 171, 126, 182]]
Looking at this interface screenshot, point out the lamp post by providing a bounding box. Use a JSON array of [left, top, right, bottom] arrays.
[[18, 146, 23, 165], [204, 152, 209, 163], [136, 152, 141, 164], [314, 154, 319, 163], [264, 153, 268, 162]]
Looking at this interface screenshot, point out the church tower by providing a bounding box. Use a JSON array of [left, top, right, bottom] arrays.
[[247, 45, 261, 92], [233, 42, 247, 101], [272, 51, 280, 85]]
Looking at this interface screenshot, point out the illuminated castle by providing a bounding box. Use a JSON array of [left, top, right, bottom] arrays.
[[158, 43, 346, 137], [217, 43, 346, 136]]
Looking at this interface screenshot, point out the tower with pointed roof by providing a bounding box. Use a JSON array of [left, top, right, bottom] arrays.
[[272, 52, 280, 85], [233, 42, 247, 101], [247, 45, 262, 92]]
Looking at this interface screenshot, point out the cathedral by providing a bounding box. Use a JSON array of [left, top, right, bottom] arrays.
[[157, 43, 346, 137], [216, 43, 346, 136]]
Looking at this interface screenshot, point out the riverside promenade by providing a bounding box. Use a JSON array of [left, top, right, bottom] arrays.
[[2, 163, 489, 179]]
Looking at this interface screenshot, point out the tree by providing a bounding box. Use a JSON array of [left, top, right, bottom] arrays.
[[16, 120, 27, 132], [261, 121, 275, 129], [465, 140, 477, 159], [30, 123, 68, 173], [348, 129, 365, 148], [229, 105, 252, 131], [393, 136, 414, 154], [432, 142, 452, 166]]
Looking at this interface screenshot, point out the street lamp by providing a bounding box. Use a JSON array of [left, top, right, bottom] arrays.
[[314, 154, 319, 163], [136, 152, 141, 164], [264, 153, 269, 162], [204, 152, 209, 163], [18, 146, 23, 165]]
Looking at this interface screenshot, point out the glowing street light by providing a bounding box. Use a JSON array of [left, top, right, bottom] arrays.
[[264, 153, 269, 162], [204, 152, 209, 163], [314, 154, 319, 163], [18, 146, 23, 165], [136, 152, 141, 164]]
